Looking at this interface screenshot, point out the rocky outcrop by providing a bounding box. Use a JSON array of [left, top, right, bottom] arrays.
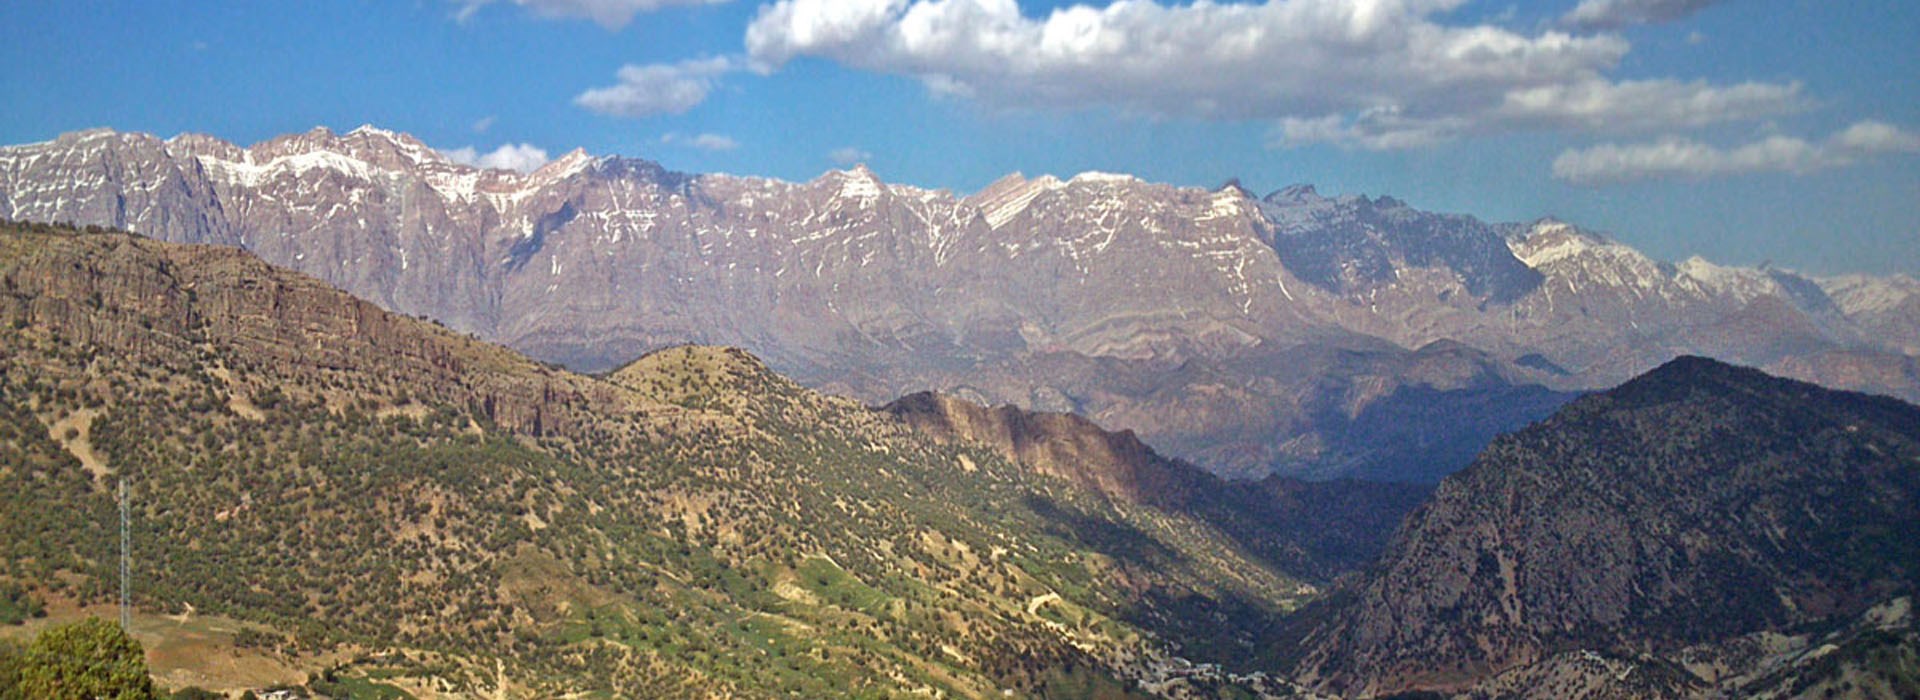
[[0, 223, 632, 437], [884, 389, 1434, 581], [1280, 356, 1920, 697], [884, 390, 1209, 507]]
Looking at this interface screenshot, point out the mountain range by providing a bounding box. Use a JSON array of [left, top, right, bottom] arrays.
[[2, 221, 1915, 698], [3, 126, 1916, 484]]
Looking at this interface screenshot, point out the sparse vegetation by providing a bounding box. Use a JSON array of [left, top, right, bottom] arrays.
[[0, 221, 1309, 697]]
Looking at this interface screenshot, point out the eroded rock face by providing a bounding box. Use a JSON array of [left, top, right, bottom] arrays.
[[4, 126, 1915, 480], [1281, 357, 1920, 698], [881, 389, 1434, 581], [884, 390, 1207, 507], [0, 226, 627, 437]]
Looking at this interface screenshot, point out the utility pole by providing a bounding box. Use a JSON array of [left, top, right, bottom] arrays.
[[119, 477, 129, 631]]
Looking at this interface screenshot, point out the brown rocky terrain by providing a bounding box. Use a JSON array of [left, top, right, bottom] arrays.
[[883, 390, 1434, 581], [1279, 356, 1920, 698]]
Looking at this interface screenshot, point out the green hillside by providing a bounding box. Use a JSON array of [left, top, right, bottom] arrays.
[[0, 221, 1318, 698]]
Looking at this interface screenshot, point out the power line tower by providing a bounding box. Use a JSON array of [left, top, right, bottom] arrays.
[[119, 477, 129, 631]]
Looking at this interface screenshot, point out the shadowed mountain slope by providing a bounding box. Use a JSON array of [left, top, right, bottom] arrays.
[[883, 391, 1432, 580], [1280, 356, 1920, 698]]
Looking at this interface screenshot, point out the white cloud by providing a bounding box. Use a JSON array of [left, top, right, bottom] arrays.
[[1269, 78, 1806, 149], [743, 0, 1802, 150], [1831, 120, 1920, 153], [454, 0, 729, 30], [441, 143, 553, 173], [1562, 0, 1724, 31], [829, 147, 873, 165], [575, 57, 733, 118], [1552, 120, 1920, 185], [1494, 78, 1805, 131], [472, 115, 497, 134], [662, 132, 741, 151]]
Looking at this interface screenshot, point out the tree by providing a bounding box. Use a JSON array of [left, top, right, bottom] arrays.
[[0, 639, 24, 698], [7, 617, 157, 699]]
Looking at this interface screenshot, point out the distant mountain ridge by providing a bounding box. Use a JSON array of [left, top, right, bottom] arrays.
[[3, 125, 1915, 481]]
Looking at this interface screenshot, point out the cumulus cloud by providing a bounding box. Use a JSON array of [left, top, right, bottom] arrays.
[[828, 147, 874, 165], [742, 0, 1801, 150], [575, 57, 733, 118], [454, 0, 729, 29], [1552, 120, 1920, 184], [662, 132, 741, 151], [1562, 0, 1724, 31], [441, 143, 553, 173]]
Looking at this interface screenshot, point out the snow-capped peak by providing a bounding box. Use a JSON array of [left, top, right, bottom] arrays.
[[832, 164, 885, 201], [1527, 217, 1574, 237], [348, 124, 396, 139], [1069, 171, 1137, 186], [1510, 220, 1613, 268], [531, 148, 596, 181], [1675, 256, 1783, 301]]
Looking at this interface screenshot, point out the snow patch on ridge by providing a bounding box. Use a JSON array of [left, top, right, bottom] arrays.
[[197, 150, 382, 188], [832, 166, 885, 202], [1070, 171, 1137, 186], [1820, 274, 1920, 315]]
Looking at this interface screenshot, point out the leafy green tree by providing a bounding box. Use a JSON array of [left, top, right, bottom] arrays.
[[8, 617, 157, 699]]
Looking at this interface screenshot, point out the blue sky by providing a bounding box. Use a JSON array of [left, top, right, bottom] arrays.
[[2, 0, 1916, 275]]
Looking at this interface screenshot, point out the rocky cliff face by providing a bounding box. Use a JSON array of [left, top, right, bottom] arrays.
[[883, 390, 1434, 581], [1280, 356, 1920, 697], [0, 222, 623, 437], [883, 390, 1207, 507], [5, 126, 1915, 481]]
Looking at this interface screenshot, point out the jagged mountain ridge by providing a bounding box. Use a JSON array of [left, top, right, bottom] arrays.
[[1278, 356, 1920, 698], [4, 125, 1915, 480]]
